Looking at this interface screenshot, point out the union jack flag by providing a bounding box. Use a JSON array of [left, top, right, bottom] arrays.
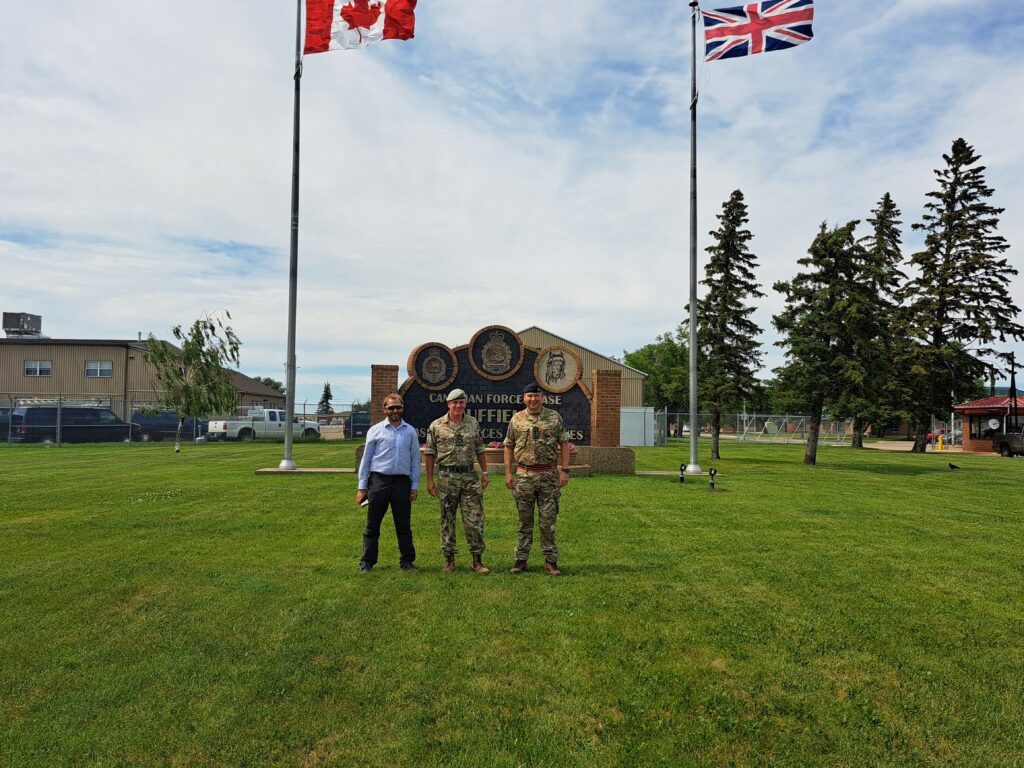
[[702, 0, 814, 62]]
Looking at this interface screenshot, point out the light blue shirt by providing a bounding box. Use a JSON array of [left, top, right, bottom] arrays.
[[358, 418, 421, 491]]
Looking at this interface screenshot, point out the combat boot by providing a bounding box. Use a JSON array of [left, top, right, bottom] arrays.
[[510, 559, 527, 574], [471, 554, 490, 574], [443, 555, 456, 573], [544, 561, 561, 577]]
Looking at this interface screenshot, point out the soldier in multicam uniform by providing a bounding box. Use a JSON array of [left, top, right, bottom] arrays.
[[503, 381, 571, 576], [424, 388, 491, 574]]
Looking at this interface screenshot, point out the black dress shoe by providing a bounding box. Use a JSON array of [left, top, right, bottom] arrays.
[[359, 562, 373, 573], [400, 561, 416, 572]]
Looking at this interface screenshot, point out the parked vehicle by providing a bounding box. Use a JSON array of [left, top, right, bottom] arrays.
[[992, 425, 1024, 457], [344, 412, 370, 438], [207, 408, 320, 441], [131, 409, 208, 443], [7, 406, 141, 444]]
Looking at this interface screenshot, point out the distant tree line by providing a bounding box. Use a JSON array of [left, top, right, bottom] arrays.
[[624, 138, 1023, 464]]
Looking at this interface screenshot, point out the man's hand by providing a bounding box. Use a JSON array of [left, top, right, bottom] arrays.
[[410, 489, 419, 502], [504, 473, 515, 490], [481, 474, 490, 490], [356, 489, 367, 505], [427, 478, 437, 497], [558, 472, 570, 488]]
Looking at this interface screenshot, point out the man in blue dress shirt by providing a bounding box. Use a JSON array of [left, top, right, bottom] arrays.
[[356, 393, 421, 572]]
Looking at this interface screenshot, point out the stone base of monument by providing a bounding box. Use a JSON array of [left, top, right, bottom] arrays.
[[573, 446, 635, 475]]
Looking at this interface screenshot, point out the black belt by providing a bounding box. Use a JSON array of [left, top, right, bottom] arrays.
[[438, 464, 473, 473]]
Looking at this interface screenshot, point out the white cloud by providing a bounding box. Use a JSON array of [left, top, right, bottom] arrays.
[[2, 1, 1022, 405]]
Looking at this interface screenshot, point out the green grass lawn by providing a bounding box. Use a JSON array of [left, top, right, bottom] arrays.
[[1, 440, 1022, 767]]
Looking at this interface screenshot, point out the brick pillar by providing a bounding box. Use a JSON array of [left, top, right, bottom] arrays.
[[590, 369, 621, 447], [370, 365, 400, 422]]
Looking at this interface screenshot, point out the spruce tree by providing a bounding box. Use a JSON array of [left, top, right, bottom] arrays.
[[697, 190, 764, 459], [774, 221, 878, 465], [902, 138, 1023, 451], [317, 382, 334, 416], [841, 192, 906, 447]]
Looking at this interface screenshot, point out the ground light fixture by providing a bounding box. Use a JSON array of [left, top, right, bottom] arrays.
[[679, 463, 686, 483], [708, 467, 717, 492]]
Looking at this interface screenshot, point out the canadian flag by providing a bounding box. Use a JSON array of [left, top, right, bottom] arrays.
[[305, 0, 416, 53]]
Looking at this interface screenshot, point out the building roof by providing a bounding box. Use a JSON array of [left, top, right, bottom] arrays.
[[954, 395, 1023, 412], [518, 325, 648, 377], [230, 370, 286, 398], [0, 337, 150, 351]]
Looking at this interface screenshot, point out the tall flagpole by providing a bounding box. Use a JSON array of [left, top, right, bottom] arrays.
[[686, 0, 702, 474], [280, 0, 303, 470]]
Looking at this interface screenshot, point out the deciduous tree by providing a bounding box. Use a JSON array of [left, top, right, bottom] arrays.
[[255, 376, 285, 394], [623, 330, 689, 413], [144, 311, 242, 452]]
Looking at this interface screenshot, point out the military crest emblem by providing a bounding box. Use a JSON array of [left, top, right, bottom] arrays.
[[408, 342, 457, 391], [534, 345, 581, 394], [467, 325, 524, 381], [422, 347, 447, 384], [480, 331, 512, 375], [544, 350, 566, 385]]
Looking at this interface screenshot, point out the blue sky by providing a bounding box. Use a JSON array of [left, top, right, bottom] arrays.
[[2, 0, 1023, 409]]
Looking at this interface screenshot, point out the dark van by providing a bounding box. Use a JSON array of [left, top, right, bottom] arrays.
[[345, 412, 371, 438], [8, 407, 141, 444], [131, 410, 208, 442]]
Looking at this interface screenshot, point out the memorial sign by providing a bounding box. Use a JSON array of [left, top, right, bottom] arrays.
[[401, 325, 591, 444]]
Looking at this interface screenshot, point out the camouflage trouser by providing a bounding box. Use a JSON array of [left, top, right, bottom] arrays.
[[437, 470, 485, 556], [512, 469, 560, 562]]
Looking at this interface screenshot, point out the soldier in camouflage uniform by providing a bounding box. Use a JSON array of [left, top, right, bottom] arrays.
[[424, 388, 491, 574], [503, 381, 571, 576]]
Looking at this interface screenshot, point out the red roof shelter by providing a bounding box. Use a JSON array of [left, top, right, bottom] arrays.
[[953, 395, 1023, 453]]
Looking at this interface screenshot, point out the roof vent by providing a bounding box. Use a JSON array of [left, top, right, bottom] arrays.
[[3, 312, 45, 338]]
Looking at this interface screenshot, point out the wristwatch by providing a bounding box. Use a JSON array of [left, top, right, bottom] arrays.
[[560, 467, 570, 474], [481, 471, 489, 475]]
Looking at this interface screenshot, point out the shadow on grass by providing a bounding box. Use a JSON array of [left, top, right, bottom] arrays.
[[817, 462, 956, 477]]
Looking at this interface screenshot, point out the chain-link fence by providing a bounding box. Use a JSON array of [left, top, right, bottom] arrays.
[[654, 410, 856, 446]]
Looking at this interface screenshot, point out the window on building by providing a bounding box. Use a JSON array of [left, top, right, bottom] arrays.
[[85, 360, 113, 378], [24, 360, 52, 376]]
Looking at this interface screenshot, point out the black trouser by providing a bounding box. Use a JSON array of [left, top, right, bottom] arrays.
[[362, 472, 415, 566]]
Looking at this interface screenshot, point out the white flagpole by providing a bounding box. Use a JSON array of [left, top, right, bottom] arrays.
[[686, 0, 702, 474], [280, 0, 303, 470]]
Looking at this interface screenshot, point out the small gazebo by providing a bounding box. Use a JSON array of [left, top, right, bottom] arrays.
[[953, 395, 1023, 452]]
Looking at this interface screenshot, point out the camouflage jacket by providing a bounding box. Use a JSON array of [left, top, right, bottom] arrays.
[[424, 413, 485, 467], [504, 407, 568, 466]]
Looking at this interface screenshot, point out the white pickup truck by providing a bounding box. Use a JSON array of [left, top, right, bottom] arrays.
[[208, 408, 320, 441]]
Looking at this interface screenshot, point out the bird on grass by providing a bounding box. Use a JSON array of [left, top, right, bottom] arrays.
[[948, 462, 960, 470]]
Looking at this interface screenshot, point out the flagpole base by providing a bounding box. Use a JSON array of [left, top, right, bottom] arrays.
[[685, 463, 703, 475], [278, 459, 297, 471]]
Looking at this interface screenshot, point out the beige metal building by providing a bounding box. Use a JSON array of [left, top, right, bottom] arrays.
[[1, 337, 285, 417], [519, 326, 646, 408]]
